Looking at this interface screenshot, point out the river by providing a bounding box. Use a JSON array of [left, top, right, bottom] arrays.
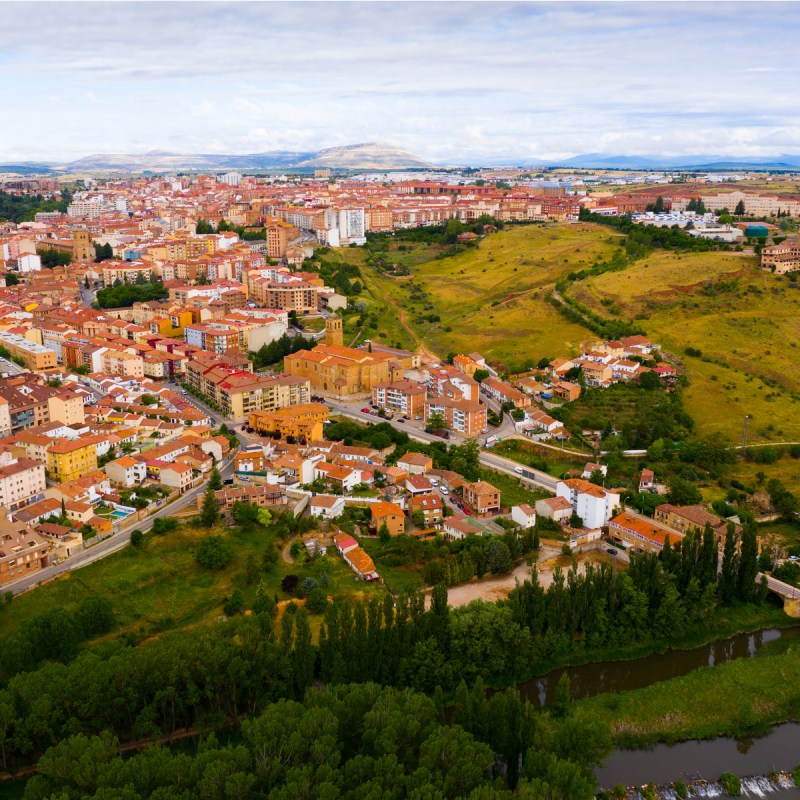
[[516, 626, 800, 706], [596, 722, 800, 796]]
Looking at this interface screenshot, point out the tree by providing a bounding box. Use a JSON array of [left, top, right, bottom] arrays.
[[473, 369, 490, 383], [231, 501, 260, 527], [735, 200, 746, 216], [486, 540, 512, 574], [196, 536, 233, 570], [737, 522, 759, 602], [130, 529, 144, 547], [569, 512, 583, 528], [306, 587, 328, 614], [411, 510, 426, 529], [427, 410, 447, 431], [379, 521, 391, 544], [208, 467, 223, 491], [666, 475, 702, 506], [553, 672, 571, 717], [200, 486, 220, 527], [719, 524, 739, 604]]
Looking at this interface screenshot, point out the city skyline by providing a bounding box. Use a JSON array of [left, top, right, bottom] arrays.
[[2, 1, 799, 163]]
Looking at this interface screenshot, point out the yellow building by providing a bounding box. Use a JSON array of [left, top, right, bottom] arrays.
[[325, 316, 343, 347], [149, 310, 194, 338], [284, 345, 397, 397], [248, 402, 329, 440], [46, 437, 99, 483]]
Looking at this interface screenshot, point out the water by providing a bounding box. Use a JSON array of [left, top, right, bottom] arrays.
[[596, 722, 800, 796], [517, 627, 800, 706]]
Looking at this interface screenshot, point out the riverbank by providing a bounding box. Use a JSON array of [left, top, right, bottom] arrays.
[[575, 634, 800, 749]]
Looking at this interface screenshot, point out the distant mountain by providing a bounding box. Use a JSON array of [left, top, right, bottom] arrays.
[[293, 142, 434, 170], [0, 163, 56, 175], [46, 142, 433, 173], [550, 153, 800, 170]]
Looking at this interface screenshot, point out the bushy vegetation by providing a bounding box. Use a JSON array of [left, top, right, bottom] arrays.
[[251, 333, 314, 370], [95, 281, 168, 308], [0, 188, 72, 223]]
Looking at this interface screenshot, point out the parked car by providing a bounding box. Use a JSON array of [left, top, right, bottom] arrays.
[[397, 419, 405, 424], [439, 486, 449, 495], [361, 407, 371, 413], [606, 548, 618, 556], [464, 508, 471, 516]]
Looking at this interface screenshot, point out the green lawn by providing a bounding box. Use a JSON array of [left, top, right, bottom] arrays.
[[0, 519, 386, 644], [481, 467, 551, 508], [359, 536, 425, 595]]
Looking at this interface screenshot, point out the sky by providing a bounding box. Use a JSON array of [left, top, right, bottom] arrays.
[[2, 1, 800, 164]]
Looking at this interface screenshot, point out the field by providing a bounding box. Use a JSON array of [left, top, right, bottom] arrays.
[[570, 249, 800, 441], [341, 223, 624, 369], [0, 519, 386, 643], [576, 631, 800, 747]]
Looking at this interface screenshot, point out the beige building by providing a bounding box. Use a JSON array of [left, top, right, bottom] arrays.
[[48, 391, 85, 426], [0, 332, 57, 370], [0, 458, 46, 512], [0, 525, 50, 586], [102, 350, 145, 378]]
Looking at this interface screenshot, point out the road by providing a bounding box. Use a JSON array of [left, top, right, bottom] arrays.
[[7, 444, 240, 595], [326, 401, 557, 492]]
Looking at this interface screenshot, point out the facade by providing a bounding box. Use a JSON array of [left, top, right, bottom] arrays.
[[410, 493, 443, 526], [0, 333, 57, 370], [0, 527, 50, 586], [309, 494, 346, 519], [0, 458, 46, 512], [284, 345, 396, 397], [371, 501, 406, 536], [247, 402, 329, 441], [372, 380, 426, 417], [397, 452, 433, 475], [46, 438, 99, 483], [609, 511, 683, 554], [511, 504, 537, 529], [535, 496, 573, 523], [463, 480, 501, 517], [654, 503, 741, 544], [555, 479, 621, 529], [424, 397, 487, 437], [104, 455, 147, 487]]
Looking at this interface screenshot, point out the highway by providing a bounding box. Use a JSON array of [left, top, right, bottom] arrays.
[[326, 401, 557, 492]]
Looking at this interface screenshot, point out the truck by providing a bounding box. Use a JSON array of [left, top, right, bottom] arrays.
[[485, 435, 498, 448]]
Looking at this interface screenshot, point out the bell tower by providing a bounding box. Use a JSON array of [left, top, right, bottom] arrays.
[[325, 315, 343, 347]]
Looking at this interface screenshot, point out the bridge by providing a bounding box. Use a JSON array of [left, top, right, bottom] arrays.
[[760, 573, 800, 618]]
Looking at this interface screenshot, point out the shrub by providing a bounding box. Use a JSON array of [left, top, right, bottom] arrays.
[[720, 773, 741, 797], [300, 577, 319, 597], [195, 536, 234, 570], [152, 517, 178, 536], [223, 589, 245, 617], [281, 574, 300, 593], [306, 587, 329, 614], [130, 529, 144, 547]]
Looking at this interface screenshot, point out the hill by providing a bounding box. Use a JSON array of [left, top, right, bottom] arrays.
[[293, 141, 434, 169]]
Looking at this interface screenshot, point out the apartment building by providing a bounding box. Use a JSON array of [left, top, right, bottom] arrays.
[[184, 323, 241, 354], [0, 526, 50, 586], [0, 332, 57, 370], [481, 376, 531, 408], [424, 397, 487, 437], [0, 458, 46, 511], [372, 379, 426, 417], [46, 437, 99, 483], [556, 479, 621, 529], [761, 237, 800, 274]]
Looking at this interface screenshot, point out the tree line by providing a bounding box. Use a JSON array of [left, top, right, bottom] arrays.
[[0, 188, 72, 224], [95, 281, 168, 309], [251, 333, 315, 370]]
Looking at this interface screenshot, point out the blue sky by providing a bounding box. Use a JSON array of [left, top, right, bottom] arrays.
[[2, 1, 799, 163]]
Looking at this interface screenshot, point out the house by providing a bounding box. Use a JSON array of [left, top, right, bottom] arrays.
[[0, 526, 51, 586], [462, 480, 501, 517], [104, 455, 147, 487], [609, 511, 683, 555], [159, 462, 194, 493], [639, 468, 655, 493], [535, 495, 573, 524], [511, 504, 537, 529], [552, 380, 581, 402], [371, 501, 405, 537], [405, 474, 434, 495], [333, 531, 379, 581], [410, 493, 443, 526], [397, 452, 433, 475], [199, 484, 285, 511], [556, 479, 620, 529], [314, 461, 360, 492], [441, 515, 482, 540], [654, 503, 741, 544], [581, 462, 607, 481], [309, 494, 345, 520]]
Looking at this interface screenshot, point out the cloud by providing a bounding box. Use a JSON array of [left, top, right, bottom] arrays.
[[1, 2, 799, 161]]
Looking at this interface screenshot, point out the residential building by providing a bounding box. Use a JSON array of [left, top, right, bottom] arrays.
[[511, 504, 537, 529], [410, 493, 443, 526], [309, 494, 345, 520], [535, 495, 573, 523], [372, 380, 427, 417], [0, 526, 50, 586], [46, 437, 99, 483], [104, 455, 147, 487], [654, 503, 742, 543], [556, 479, 621, 529], [0, 332, 57, 370], [609, 511, 683, 555], [463, 480, 501, 517], [0, 458, 46, 511], [424, 397, 486, 437], [370, 501, 406, 536], [333, 531, 379, 581], [397, 452, 433, 475], [160, 462, 194, 493], [247, 402, 329, 441]]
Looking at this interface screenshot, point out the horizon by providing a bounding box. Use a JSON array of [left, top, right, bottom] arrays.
[[2, 1, 800, 163]]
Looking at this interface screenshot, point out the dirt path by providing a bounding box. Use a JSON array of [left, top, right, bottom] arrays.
[[281, 536, 296, 564], [384, 294, 440, 364], [436, 562, 533, 608]]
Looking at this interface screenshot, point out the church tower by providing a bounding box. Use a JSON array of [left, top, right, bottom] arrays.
[[72, 229, 94, 262], [325, 315, 343, 347]]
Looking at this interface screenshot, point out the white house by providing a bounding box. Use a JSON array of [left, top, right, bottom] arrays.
[[104, 455, 147, 487], [556, 478, 621, 529], [535, 496, 573, 524], [309, 494, 345, 520], [17, 253, 41, 273], [511, 504, 537, 529]]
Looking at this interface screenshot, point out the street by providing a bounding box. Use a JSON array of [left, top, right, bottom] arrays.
[[7, 442, 240, 595]]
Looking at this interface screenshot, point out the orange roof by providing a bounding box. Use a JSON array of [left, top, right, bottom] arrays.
[[610, 512, 683, 547]]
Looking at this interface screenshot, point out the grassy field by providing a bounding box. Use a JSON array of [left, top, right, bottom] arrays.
[[570, 250, 800, 442], [0, 519, 386, 643], [346, 223, 623, 369], [575, 631, 800, 747]]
